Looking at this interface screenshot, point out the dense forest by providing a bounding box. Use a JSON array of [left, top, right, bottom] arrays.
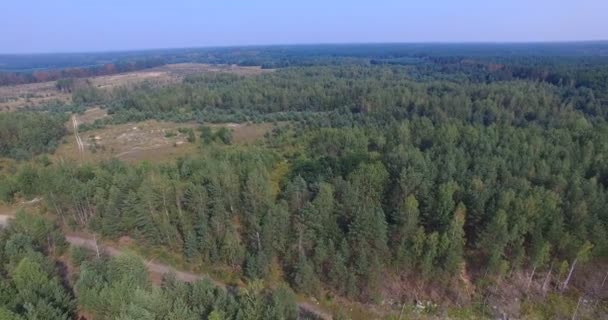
[[1, 44, 608, 318], [3, 42, 608, 86]]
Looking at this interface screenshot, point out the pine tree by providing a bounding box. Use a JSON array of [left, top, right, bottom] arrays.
[[393, 194, 420, 265], [101, 186, 124, 237], [441, 202, 466, 275], [420, 232, 438, 280], [432, 181, 458, 232], [292, 255, 320, 296], [478, 210, 510, 276]]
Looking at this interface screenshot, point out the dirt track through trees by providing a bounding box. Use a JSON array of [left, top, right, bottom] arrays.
[[66, 234, 332, 319], [0, 214, 332, 320], [71, 114, 85, 155]]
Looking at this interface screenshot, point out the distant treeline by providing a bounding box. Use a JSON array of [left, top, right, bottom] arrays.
[[0, 58, 165, 86], [3, 42, 608, 86]]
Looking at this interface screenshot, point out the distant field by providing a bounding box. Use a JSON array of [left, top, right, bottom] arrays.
[[54, 118, 275, 163], [0, 63, 270, 111], [90, 63, 270, 90], [0, 80, 70, 111]]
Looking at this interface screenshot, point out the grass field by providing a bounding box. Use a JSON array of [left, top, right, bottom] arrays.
[[0, 80, 70, 111], [76, 106, 109, 125], [0, 63, 271, 111], [54, 120, 198, 163], [53, 118, 276, 163]]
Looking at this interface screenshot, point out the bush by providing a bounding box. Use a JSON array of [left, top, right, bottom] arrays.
[[216, 127, 233, 145], [69, 246, 92, 266]]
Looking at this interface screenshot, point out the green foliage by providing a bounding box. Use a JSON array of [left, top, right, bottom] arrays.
[[73, 254, 297, 320], [0, 215, 75, 320], [3, 51, 608, 307], [520, 293, 583, 320], [200, 126, 214, 144], [199, 126, 233, 145], [216, 127, 233, 145], [55, 78, 75, 92], [0, 112, 66, 160], [69, 246, 92, 266]]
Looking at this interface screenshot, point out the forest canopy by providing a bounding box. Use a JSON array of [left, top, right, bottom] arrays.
[[1, 43, 608, 319]]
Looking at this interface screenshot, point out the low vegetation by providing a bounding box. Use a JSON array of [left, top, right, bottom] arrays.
[[0, 112, 67, 160]]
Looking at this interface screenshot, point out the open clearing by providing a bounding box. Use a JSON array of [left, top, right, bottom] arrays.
[[54, 119, 276, 163], [75, 106, 109, 125], [0, 80, 70, 111], [0, 63, 271, 111], [207, 122, 276, 144], [55, 120, 199, 163], [89, 63, 270, 90]]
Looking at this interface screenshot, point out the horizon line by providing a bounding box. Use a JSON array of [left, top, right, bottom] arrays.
[[2, 39, 608, 56]]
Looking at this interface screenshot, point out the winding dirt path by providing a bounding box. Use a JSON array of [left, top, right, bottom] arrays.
[[64, 235, 223, 286], [0, 215, 331, 319], [66, 234, 332, 319]]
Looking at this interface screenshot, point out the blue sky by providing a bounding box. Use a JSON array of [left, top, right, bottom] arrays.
[[1, 0, 607, 53]]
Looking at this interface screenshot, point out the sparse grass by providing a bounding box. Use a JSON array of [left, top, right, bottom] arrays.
[[53, 119, 278, 164], [206, 122, 278, 144], [53, 120, 199, 163], [0, 63, 271, 111], [77, 107, 108, 124], [0, 81, 70, 111], [520, 293, 599, 320]]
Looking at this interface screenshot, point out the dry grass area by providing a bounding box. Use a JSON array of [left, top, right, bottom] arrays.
[[87, 63, 270, 90], [55, 120, 199, 163], [0, 81, 70, 111], [77, 107, 109, 125], [154, 63, 271, 77], [54, 120, 275, 163], [207, 122, 275, 144], [0, 198, 44, 222], [0, 63, 271, 111]]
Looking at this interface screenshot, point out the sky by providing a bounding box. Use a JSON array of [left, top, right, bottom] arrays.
[[1, 0, 607, 54]]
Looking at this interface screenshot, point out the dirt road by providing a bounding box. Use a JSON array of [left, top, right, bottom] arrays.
[[66, 234, 332, 319], [71, 114, 85, 155], [0, 213, 332, 319], [65, 235, 222, 286]]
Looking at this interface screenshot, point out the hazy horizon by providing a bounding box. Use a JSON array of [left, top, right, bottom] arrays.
[[1, 0, 607, 54], [3, 40, 608, 56]]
